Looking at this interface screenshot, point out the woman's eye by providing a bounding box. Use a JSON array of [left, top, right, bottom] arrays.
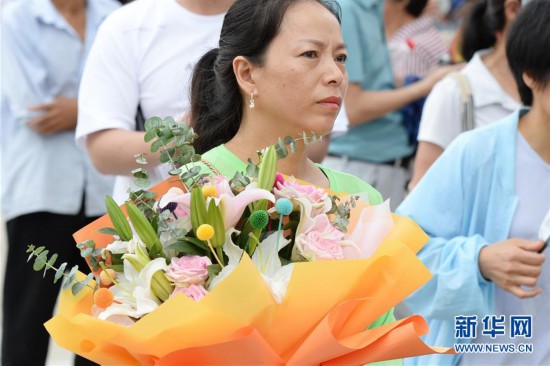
[[302, 51, 318, 58], [335, 54, 347, 63]]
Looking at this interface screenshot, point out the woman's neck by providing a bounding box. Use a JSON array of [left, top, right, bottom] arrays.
[[482, 36, 520, 102], [224, 119, 329, 188], [51, 0, 85, 14], [384, 10, 416, 40], [519, 106, 550, 164], [176, 0, 233, 15]]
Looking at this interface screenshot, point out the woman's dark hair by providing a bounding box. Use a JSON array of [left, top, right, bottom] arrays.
[[405, 0, 429, 17], [461, 0, 512, 61], [506, 0, 550, 106], [190, 0, 341, 154]]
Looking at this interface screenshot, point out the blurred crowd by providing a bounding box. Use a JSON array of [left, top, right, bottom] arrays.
[[0, 0, 548, 365]]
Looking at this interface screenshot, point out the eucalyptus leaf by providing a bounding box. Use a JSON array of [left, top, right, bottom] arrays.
[[71, 272, 94, 295], [33, 251, 49, 271], [290, 140, 297, 154], [54, 262, 67, 284], [168, 168, 182, 176], [44, 253, 58, 277], [97, 227, 119, 236], [80, 247, 94, 258], [63, 273, 77, 290], [134, 177, 151, 188]]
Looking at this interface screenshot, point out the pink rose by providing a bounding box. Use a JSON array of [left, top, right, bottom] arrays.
[[295, 215, 359, 261], [274, 177, 331, 215], [171, 284, 208, 301], [165, 255, 212, 286]]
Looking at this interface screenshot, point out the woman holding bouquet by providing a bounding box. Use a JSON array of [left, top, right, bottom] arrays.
[[191, 0, 381, 201], [188, 0, 398, 361]]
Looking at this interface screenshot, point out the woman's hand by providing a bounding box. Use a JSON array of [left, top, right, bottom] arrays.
[[27, 97, 78, 134], [478, 238, 546, 298]]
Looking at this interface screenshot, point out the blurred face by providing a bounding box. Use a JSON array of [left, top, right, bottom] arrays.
[[251, 0, 348, 136]]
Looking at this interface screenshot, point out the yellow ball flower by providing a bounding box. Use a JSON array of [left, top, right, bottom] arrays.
[[196, 224, 215, 241], [202, 186, 218, 198]]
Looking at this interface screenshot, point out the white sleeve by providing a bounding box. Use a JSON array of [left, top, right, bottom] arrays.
[[76, 14, 138, 148], [417, 76, 463, 149]]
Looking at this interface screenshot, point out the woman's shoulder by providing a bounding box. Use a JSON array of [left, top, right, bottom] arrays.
[[318, 165, 383, 205]]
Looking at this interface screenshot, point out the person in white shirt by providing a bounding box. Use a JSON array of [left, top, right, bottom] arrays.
[[1, 1, 118, 364], [408, 0, 522, 189], [76, 0, 234, 203]]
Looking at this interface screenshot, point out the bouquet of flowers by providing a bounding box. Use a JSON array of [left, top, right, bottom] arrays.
[[28, 118, 453, 365]]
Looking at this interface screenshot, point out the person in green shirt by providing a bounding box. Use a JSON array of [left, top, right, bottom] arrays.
[[187, 0, 399, 363]]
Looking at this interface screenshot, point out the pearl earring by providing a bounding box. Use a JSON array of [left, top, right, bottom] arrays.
[[249, 92, 255, 109]]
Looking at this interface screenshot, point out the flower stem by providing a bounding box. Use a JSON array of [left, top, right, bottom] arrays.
[[207, 240, 224, 268]]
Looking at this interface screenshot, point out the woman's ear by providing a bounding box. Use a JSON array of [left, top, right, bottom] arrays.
[[233, 56, 258, 95], [522, 72, 536, 90], [504, 0, 521, 24]]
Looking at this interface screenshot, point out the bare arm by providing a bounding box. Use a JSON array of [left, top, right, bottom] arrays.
[[87, 129, 161, 175], [345, 64, 463, 127], [408, 141, 444, 191]]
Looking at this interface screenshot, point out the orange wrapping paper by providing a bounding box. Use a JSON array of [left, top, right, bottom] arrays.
[[47, 208, 454, 365]]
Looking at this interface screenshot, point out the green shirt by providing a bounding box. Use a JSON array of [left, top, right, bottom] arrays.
[[201, 145, 383, 204], [196, 144, 399, 365]]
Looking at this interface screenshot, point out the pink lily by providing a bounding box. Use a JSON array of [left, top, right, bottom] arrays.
[[218, 183, 275, 228]]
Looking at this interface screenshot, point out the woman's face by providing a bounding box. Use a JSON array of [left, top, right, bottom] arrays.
[[251, 0, 348, 136]]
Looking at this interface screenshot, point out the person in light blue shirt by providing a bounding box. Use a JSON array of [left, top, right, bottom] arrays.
[[0, 0, 118, 365], [324, 0, 458, 210], [397, 2, 550, 364]]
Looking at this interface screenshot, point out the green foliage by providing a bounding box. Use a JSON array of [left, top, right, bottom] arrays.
[[143, 116, 202, 182], [190, 187, 207, 234], [105, 195, 132, 241], [128, 189, 157, 221], [125, 202, 163, 257], [205, 264, 222, 288], [131, 167, 151, 188], [275, 131, 323, 159], [76, 240, 103, 272], [206, 199, 225, 250], [328, 195, 359, 233], [166, 238, 209, 257], [26, 245, 95, 295]]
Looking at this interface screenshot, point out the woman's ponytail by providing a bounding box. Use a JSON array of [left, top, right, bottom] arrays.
[[190, 48, 243, 154], [461, 0, 508, 62]]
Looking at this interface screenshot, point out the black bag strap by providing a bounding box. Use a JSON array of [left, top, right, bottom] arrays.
[[135, 104, 146, 132]]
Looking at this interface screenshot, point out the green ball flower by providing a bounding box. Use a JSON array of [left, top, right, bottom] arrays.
[[250, 210, 269, 230]]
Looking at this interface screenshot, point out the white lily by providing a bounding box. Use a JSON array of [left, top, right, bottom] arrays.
[[104, 237, 144, 256], [97, 257, 168, 320]]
